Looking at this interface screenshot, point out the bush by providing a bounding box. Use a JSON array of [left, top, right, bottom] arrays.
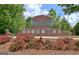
[[76, 41, 79, 48], [28, 40, 35, 49], [0, 35, 10, 45], [63, 39, 77, 50], [70, 45, 79, 51], [9, 42, 21, 52], [33, 38, 45, 50], [55, 39, 66, 50], [0, 5, 26, 34], [44, 40, 55, 50], [45, 44, 55, 50], [74, 22, 79, 35], [16, 33, 34, 42], [9, 35, 79, 51]]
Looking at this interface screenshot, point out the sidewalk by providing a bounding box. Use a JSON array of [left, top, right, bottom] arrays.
[[34, 36, 79, 40]]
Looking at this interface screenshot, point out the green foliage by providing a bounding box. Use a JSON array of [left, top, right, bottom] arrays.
[[58, 4, 79, 14], [59, 18, 71, 31], [49, 8, 71, 32], [26, 17, 32, 29], [0, 4, 26, 34], [49, 8, 60, 28], [74, 22, 79, 35], [58, 4, 79, 35], [51, 16, 60, 28], [49, 8, 56, 17]]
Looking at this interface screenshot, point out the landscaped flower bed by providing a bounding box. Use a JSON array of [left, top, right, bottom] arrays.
[[0, 33, 79, 52], [9, 33, 34, 51], [0, 35, 11, 45], [9, 34, 79, 52]]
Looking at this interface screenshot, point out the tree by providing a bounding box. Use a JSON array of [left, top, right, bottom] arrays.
[[74, 22, 79, 35], [49, 8, 71, 34], [58, 4, 79, 35], [49, 8, 62, 29], [26, 17, 32, 29], [0, 4, 26, 34], [58, 4, 79, 14], [49, 8, 59, 28], [59, 18, 71, 31], [50, 16, 60, 28], [49, 8, 56, 17]]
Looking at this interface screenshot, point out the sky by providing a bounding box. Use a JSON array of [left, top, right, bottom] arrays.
[[24, 4, 79, 27], [24, 4, 64, 17]]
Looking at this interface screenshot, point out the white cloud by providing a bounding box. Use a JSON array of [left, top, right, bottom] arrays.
[[23, 4, 79, 27], [23, 4, 49, 18], [64, 12, 79, 27]]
